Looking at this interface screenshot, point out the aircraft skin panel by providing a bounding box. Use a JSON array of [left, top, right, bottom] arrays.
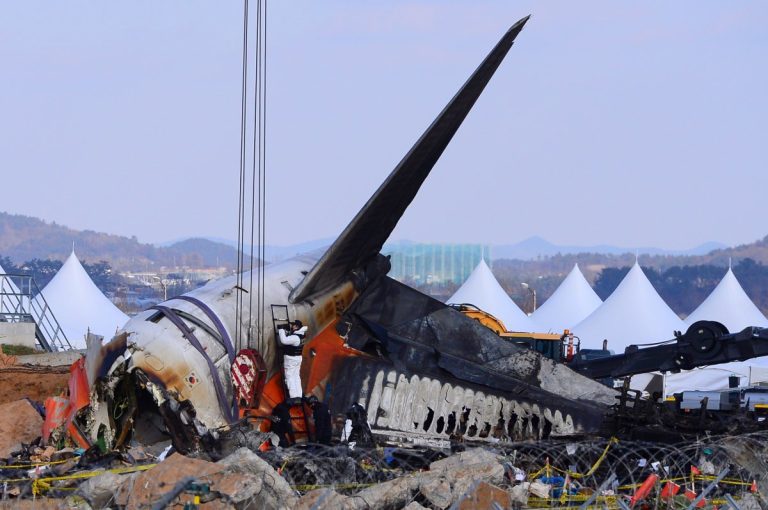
[[289, 16, 531, 304], [114, 256, 329, 430]]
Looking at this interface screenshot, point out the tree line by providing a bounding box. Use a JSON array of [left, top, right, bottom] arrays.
[[406, 258, 768, 318], [593, 258, 768, 316], [0, 255, 116, 292]]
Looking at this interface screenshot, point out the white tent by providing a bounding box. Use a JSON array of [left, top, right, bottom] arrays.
[[571, 262, 685, 352], [684, 267, 768, 332], [40, 251, 129, 348], [661, 268, 768, 394], [447, 260, 533, 332], [531, 264, 602, 333]]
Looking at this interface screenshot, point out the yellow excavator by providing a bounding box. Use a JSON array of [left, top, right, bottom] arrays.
[[450, 303, 580, 363]]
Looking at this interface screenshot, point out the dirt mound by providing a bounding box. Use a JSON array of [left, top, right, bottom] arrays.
[[0, 365, 69, 405]]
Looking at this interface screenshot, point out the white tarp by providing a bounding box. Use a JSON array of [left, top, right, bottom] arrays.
[[571, 262, 685, 352], [663, 360, 768, 395], [447, 259, 533, 332], [684, 267, 768, 332], [40, 251, 129, 348], [531, 264, 602, 333]]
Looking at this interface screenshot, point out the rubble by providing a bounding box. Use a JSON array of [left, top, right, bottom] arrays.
[[418, 477, 452, 508], [0, 435, 768, 510], [1, 380, 767, 510], [296, 488, 359, 510], [215, 448, 299, 508], [453, 481, 512, 510], [78, 470, 138, 508]]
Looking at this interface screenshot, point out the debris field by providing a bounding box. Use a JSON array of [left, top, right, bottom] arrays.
[[0, 355, 766, 509]]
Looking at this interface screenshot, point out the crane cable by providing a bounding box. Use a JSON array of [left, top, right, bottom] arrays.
[[236, 0, 268, 351], [235, 0, 249, 352], [248, 0, 267, 345]]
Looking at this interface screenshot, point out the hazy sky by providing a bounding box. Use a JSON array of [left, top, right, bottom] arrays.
[[1, 2, 766, 249]]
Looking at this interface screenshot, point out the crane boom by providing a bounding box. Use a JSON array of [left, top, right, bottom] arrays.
[[568, 320, 768, 380]]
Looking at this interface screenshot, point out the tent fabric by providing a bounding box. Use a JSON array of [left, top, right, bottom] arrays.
[[570, 262, 685, 352], [684, 268, 768, 333], [663, 360, 768, 395], [447, 260, 533, 332], [40, 251, 129, 349], [666, 269, 768, 393], [531, 264, 602, 333]]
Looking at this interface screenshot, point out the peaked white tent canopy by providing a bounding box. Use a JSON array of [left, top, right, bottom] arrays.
[[660, 268, 768, 393], [684, 267, 768, 332], [531, 264, 602, 333], [448, 260, 533, 332], [571, 262, 684, 352], [40, 251, 129, 348]]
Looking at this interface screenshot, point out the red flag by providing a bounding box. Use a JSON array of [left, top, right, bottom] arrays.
[[630, 474, 659, 506], [684, 489, 706, 508], [660, 481, 680, 498], [690, 465, 701, 475]]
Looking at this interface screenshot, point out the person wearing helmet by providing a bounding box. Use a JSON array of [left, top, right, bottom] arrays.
[[277, 319, 308, 399]]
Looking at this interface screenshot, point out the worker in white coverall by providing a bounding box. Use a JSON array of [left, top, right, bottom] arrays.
[[277, 320, 308, 400]]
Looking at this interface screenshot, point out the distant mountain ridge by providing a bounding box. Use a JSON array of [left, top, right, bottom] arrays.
[[167, 237, 335, 262], [2, 210, 760, 274], [0, 212, 250, 271], [152, 234, 734, 265], [491, 236, 727, 260]]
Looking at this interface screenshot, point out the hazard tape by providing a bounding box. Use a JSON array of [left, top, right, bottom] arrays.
[[528, 437, 619, 480], [0, 458, 74, 470], [0, 462, 157, 498], [30, 464, 157, 497]]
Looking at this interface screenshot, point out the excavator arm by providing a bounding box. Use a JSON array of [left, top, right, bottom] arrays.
[[567, 321, 768, 380]]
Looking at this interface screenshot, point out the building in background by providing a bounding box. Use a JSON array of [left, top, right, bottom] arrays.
[[385, 242, 491, 285]]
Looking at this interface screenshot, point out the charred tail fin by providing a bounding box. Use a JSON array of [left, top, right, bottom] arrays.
[[290, 16, 530, 303]]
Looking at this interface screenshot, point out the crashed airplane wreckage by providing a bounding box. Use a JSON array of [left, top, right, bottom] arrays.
[[71, 16, 619, 454]]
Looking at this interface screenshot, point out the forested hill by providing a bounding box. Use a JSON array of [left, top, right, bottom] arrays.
[[0, 212, 247, 270]]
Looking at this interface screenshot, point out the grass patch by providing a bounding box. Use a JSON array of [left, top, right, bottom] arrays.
[[1, 343, 40, 355]]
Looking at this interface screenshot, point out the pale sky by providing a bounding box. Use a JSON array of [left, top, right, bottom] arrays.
[[1, 1, 766, 249]]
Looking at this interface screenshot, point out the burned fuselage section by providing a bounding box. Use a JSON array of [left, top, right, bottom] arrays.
[[77, 262, 615, 455], [321, 276, 614, 443]]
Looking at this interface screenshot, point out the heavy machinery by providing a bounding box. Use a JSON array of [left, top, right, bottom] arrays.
[[561, 320, 768, 436], [450, 303, 579, 363], [454, 300, 768, 388], [566, 321, 768, 381]]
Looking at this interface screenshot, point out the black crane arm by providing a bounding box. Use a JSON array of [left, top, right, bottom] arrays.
[[567, 321, 768, 380]]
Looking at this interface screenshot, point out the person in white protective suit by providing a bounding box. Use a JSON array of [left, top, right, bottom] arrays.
[[277, 320, 308, 400]]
